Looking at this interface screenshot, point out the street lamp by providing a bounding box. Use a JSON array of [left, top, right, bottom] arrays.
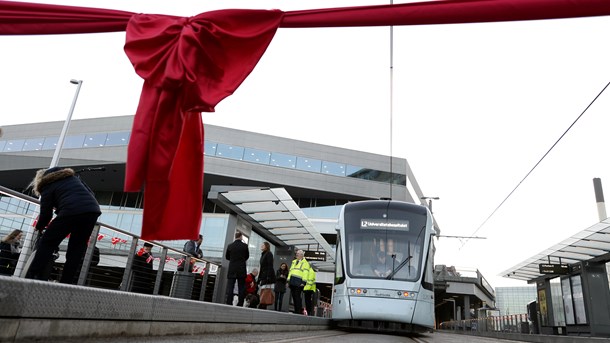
[[420, 196, 439, 213], [16, 79, 83, 278], [49, 79, 82, 168]]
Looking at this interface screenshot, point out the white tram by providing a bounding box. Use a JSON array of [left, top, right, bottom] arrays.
[[332, 200, 436, 333]]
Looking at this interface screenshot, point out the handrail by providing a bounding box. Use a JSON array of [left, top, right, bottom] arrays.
[[439, 313, 531, 334], [0, 184, 39, 205], [0, 183, 220, 301], [0, 184, 217, 267]]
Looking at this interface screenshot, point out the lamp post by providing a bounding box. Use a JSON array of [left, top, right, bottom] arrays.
[[49, 79, 82, 168], [15, 79, 83, 277], [420, 196, 439, 214]]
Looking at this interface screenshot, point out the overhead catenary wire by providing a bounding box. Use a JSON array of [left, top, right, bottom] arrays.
[[461, 80, 610, 249]]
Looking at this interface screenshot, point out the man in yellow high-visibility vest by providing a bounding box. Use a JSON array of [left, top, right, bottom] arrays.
[[287, 249, 311, 315]]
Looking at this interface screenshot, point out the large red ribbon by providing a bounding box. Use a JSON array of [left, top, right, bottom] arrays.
[[123, 10, 284, 240]]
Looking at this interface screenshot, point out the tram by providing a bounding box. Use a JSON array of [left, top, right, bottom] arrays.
[[331, 200, 436, 333]]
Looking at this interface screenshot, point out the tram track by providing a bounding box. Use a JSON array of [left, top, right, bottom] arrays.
[[252, 331, 434, 343], [258, 331, 351, 342]]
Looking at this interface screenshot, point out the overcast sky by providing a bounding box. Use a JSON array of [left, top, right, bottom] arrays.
[[2, 0, 610, 288]]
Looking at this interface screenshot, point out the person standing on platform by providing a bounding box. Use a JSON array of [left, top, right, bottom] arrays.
[[131, 242, 155, 294], [0, 229, 22, 276], [288, 249, 311, 315], [26, 167, 101, 284], [183, 234, 203, 258], [303, 266, 317, 316], [257, 241, 275, 309], [274, 262, 288, 311], [225, 231, 249, 306], [182, 234, 203, 273]]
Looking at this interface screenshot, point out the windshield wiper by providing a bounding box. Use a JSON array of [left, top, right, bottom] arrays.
[[386, 255, 413, 280]]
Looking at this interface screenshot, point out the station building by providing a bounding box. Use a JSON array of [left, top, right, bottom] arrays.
[[0, 115, 432, 304]]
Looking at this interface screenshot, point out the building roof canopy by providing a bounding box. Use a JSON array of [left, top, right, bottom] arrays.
[[209, 186, 335, 271], [501, 220, 610, 282]]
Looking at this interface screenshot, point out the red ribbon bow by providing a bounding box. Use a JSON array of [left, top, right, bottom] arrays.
[[123, 10, 284, 240]]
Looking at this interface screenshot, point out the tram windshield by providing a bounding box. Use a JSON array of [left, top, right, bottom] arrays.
[[343, 202, 427, 281]]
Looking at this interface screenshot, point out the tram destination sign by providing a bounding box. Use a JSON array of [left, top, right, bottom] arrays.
[[360, 219, 409, 231], [304, 250, 326, 262], [538, 263, 569, 275]]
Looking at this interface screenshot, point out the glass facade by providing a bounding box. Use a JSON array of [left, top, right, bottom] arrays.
[[63, 135, 86, 149], [42, 136, 59, 150], [22, 138, 44, 151], [245, 230, 276, 275], [105, 131, 130, 146], [296, 157, 321, 173], [0, 130, 406, 186], [495, 286, 537, 316], [215, 143, 244, 160], [302, 205, 342, 219], [83, 133, 108, 148], [1, 131, 131, 153], [270, 152, 296, 168], [551, 279, 566, 326], [322, 161, 346, 177], [243, 147, 271, 165], [96, 207, 230, 262], [3, 139, 24, 152], [0, 196, 38, 236]]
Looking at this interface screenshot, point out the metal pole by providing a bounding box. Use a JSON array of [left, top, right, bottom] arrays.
[[593, 178, 607, 221], [50, 79, 82, 168], [420, 196, 439, 214], [15, 79, 83, 278]]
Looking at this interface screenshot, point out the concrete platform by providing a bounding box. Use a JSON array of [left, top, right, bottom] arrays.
[[0, 276, 329, 342]]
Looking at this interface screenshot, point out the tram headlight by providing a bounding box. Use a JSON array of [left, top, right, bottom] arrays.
[[349, 287, 368, 295]]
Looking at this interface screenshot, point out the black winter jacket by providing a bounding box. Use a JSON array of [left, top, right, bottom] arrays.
[[258, 250, 275, 285], [33, 168, 101, 231]]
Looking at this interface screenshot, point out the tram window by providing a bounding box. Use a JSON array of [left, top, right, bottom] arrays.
[[422, 240, 434, 290], [347, 232, 422, 280], [335, 235, 345, 285]]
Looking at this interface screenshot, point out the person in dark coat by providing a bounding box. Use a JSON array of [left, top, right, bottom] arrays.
[[26, 167, 101, 284], [258, 242, 275, 285], [0, 229, 22, 276], [257, 241, 275, 309], [225, 231, 249, 306], [274, 262, 288, 311], [131, 242, 155, 294], [183, 234, 203, 258]]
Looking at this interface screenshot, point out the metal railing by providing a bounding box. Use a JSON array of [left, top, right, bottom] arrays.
[[0, 184, 221, 302], [439, 313, 532, 335]]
